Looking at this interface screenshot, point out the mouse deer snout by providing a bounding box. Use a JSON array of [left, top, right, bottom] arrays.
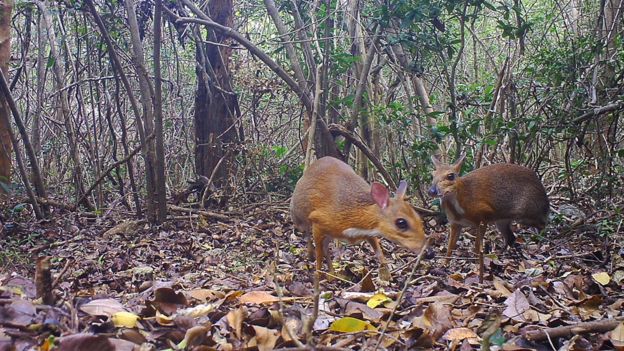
[[428, 185, 439, 197]]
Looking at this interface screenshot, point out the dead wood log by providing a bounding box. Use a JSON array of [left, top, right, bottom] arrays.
[[168, 204, 231, 222], [522, 318, 623, 341]]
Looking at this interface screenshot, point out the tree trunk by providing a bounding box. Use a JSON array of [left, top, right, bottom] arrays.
[[124, 0, 162, 223], [194, 0, 240, 202], [0, 0, 13, 194], [153, 0, 168, 220]]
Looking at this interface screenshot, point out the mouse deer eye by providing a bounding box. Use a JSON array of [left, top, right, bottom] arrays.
[[446, 173, 455, 181], [395, 218, 408, 231]]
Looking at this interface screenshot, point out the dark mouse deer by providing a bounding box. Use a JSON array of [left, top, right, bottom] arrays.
[[429, 154, 549, 262]]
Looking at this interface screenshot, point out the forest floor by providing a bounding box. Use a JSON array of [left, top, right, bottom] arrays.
[[1, 197, 623, 350]]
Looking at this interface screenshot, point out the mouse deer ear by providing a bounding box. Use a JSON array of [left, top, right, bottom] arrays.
[[453, 154, 466, 172], [396, 180, 408, 199], [431, 155, 442, 168], [371, 182, 389, 209]]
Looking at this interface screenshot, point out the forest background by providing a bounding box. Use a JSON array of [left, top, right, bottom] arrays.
[[0, 0, 622, 349], [0, 0, 621, 222]]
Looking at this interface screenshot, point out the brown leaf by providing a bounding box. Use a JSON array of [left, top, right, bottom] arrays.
[[150, 287, 188, 315], [360, 268, 376, 292], [238, 291, 297, 305], [442, 327, 478, 341], [412, 302, 453, 340], [343, 299, 384, 323], [250, 325, 279, 351], [610, 322, 624, 350], [226, 306, 246, 338], [493, 276, 512, 297], [503, 290, 530, 322], [108, 338, 138, 351], [186, 289, 225, 302], [154, 287, 188, 305], [57, 334, 114, 351], [281, 317, 303, 342], [180, 326, 209, 347], [79, 298, 125, 317]]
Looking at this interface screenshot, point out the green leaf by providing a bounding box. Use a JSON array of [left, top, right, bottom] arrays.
[[13, 203, 27, 212], [46, 54, 56, 68], [483, 139, 497, 146], [491, 328, 506, 346]]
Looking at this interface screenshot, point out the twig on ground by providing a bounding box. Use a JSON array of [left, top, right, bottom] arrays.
[[522, 318, 623, 341], [52, 258, 73, 289], [168, 204, 231, 222]]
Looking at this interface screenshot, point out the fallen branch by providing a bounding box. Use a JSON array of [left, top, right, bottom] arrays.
[[168, 204, 231, 222], [522, 318, 623, 341], [34, 196, 76, 211]]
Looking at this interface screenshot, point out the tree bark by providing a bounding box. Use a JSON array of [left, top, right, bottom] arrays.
[[0, 0, 13, 194], [177, 2, 340, 159], [193, 0, 240, 201], [124, 0, 162, 222], [153, 0, 168, 220]]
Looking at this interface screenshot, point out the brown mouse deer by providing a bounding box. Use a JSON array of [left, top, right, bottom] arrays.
[[429, 155, 549, 277], [290, 156, 426, 281]]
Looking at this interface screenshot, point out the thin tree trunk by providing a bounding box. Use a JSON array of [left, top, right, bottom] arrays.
[[32, 11, 45, 161], [263, 0, 309, 96], [0, 0, 13, 194], [124, 0, 163, 222], [153, 0, 167, 219], [0, 69, 46, 218]]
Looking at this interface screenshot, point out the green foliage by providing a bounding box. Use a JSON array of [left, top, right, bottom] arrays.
[[331, 52, 361, 76], [490, 328, 506, 346], [0, 231, 44, 268]]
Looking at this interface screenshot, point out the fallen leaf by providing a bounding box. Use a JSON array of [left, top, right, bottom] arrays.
[[186, 289, 225, 302], [239, 291, 279, 304], [177, 326, 209, 348], [592, 272, 611, 286], [80, 299, 125, 317], [367, 293, 392, 308], [111, 311, 139, 328], [342, 299, 383, 322], [250, 325, 279, 351], [443, 327, 478, 341], [329, 316, 376, 333], [1, 299, 36, 327], [155, 310, 174, 326], [226, 306, 246, 338], [610, 322, 624, 350], [152, 287, 188, 315], [175, 303, 217, 318], [108, 338, 138, 351], [503, 290, 530, 322], [493, 276, 512, 297], [413, 302, 453, 340]]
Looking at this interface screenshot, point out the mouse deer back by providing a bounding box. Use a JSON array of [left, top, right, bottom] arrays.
[[290, 156, 426, 281]]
